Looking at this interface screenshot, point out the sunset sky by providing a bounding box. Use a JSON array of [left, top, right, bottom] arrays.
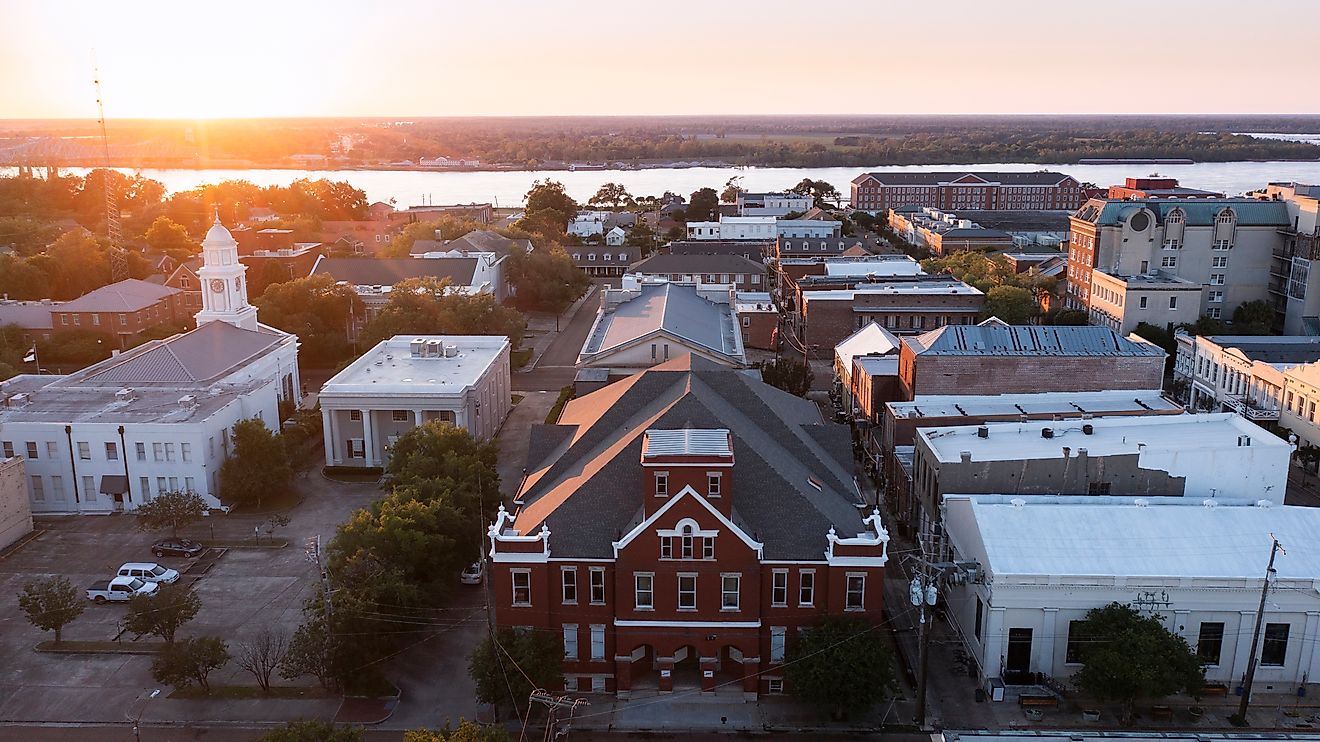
[[1, 0, 1316, 119]]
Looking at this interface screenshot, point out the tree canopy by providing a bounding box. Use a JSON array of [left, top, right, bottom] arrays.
[[469, 627, 564, 717], [784, 615, 896, 716], [687, 188, 719, 222], [1071, 602, 1205, 715], [134, 490, 208, 538], [760, 358, 814, 397], [218, 418, 293, 510], [982, 285, 1039, 325], [255, 274, 364, 366], [588, 182, 633, 210], [126, 584, 201, 644], [361, 277, 526, 349], [17, 576, 85, 644], [504, 246, 590, 312], [144, 216, 200, 261]]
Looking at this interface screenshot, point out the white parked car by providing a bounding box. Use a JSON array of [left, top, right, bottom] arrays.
[[87, 576, 159, 603], [117, 562, 180, 585], [460, 562, 484, 585]]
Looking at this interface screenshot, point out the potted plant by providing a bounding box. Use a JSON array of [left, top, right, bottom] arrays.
[[1188, 705, 1205, 720]]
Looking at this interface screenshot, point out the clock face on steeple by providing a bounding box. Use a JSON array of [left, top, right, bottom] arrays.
[[210, 279, 225, 293]]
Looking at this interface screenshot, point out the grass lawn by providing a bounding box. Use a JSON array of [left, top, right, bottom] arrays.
[[512, 394, 525, 405], [545, 386, 574, 424], [226, 487, 304, 514], [512, 348, 533, 369], [169, 685, 333, 700]]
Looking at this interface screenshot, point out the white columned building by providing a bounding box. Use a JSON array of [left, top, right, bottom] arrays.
[[0, 216, 301, 514], [318, 335, 511, 469]]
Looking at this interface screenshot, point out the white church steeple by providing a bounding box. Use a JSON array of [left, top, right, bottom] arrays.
[[194, 213, 259, 331]]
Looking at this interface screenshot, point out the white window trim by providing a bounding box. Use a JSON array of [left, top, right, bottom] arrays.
[[563, 624, 579, 660], [511, 568, 532, 607], [771, 569, 788, 607], [561, 566, 578, 605], [799, 569, 816, 607], [634, 572, 654, 611], [677, 572, 698, 612], [845, 572, 866, 611], [720, 572, 741, 612], [589, 567, 606, 605]]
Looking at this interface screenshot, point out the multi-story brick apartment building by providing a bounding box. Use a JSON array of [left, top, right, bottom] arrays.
[[851, 171, 1085, 214], [897, 324, 1166, 398], [1066, 198, 1292, 322], [487, 355, 890, 697], [798, 278, 984, 354], [52, 279, 189, 348]]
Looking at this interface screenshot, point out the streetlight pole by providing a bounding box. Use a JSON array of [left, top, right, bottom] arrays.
[[130, 688, 160, 742], [911, 570, 937, 727], [1236, 535, 1285, 723]]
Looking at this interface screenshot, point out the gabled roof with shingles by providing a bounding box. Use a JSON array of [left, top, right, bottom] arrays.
[[310, 256, 477, 286], [59, 279, 180, 313], [75, 320, 285, 385], [513, 355, 865, 559]]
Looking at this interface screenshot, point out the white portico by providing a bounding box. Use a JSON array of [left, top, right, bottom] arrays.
[[318, 335, 511, 468]]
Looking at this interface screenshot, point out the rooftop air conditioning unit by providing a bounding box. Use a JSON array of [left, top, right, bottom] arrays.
[[7, 392, 31, 407], [115, 388, 134, 402], [178, 395, 196, 407]]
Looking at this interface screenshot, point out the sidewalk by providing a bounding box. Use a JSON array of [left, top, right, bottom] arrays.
[[567, 689, 900, 735]]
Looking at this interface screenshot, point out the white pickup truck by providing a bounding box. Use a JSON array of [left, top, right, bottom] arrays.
[[86, 576, 159, 603]]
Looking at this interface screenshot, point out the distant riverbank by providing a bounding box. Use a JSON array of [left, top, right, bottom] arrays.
[[6, 160, 1320, 207]]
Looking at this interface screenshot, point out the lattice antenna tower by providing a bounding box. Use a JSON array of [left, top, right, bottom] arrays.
[[94, 64, 128, 281]]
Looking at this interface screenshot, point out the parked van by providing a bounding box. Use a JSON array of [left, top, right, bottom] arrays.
[[116, 562, 180, 585]]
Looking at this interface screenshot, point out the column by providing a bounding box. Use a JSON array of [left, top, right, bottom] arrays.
[[614, 656, 632, 700], [1228, 610, 1258, 688], [700, 656, 718, 694], [742, 657, 760, 701], [361, 409, 375, 467], [327, 410, 340, 466], [658, 658, 674, 694], [321, 408, 335, 467], [413, 409, 424, 427], [1038, 608, 1059, 676]]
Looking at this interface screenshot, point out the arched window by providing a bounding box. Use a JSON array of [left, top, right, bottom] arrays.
[[1216, 208, 1237, 225], [1166, 208, 1185, 225]]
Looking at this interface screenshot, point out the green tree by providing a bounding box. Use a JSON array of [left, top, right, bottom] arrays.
[[525, 179, 578, 218], [785, 615, 896, 717], [587, 182, 633, 210], [720, 176, 745, 204], [982, 285, 1038, 325], [405, 721, 513, 742], [1072, 602, 1205, 718], [760, 358, 814, 397], [255, 274, 364, 365], [219, 418, 293, 510], [17, 576, 85, 644], [687, 187, 719, 221], [1231, 299, 1276, 335], [45, 230, 111, 300], [151, 636, 230, 693], [0, 216, 61, 256], [0, 253, 53, 300], [469, 627, 564, 717], [504, 246, 590, 312], [133, 490, 208, 538], [626, 221, 657, 253], [361, 277, 526, 349], [280, 609, 337, 690], [1049, 309, 1090, 326], [126, 583, 201, 644], [789, 178, 841, 208], [36, 329, 116, 366], [255, 720, 363, 742], [143, 216, 200, 261]]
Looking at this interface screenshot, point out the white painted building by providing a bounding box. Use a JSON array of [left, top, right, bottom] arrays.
[[736, 192, 812, 217], [318, 335, 511, 468], [687, 216, 840, 241], [568, 211, 609, 238], [605, 226, 627, 246], [0, 217, 301, 514], [943, 495, 1320, 691], [0, 456, 32, 550]]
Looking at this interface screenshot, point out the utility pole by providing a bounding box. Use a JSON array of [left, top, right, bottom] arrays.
[[910, 567, 938, 727], [528, 689, 589, 740], [1237, 535, 1286, 723]]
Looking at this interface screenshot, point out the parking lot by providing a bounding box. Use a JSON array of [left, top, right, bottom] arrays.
[[0, 475, 380, 726]]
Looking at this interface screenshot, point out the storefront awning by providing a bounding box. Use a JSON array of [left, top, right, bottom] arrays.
[[99, 475, 129, 495]]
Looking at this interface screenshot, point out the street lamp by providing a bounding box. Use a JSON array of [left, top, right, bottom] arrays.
[[129, 688, 161, 742]]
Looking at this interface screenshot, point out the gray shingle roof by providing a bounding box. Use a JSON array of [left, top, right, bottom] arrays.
[[78, 321, 285, 384], [310, 257, 477, 286], [1073, 198, 1291, 227], [905, 325, 1165, 357], [514, 355, 865, 559], [580, 283, 742, 363], [59, 279, 180, 313]]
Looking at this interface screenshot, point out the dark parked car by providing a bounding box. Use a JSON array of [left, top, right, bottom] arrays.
[[151, 538, 204, 558]]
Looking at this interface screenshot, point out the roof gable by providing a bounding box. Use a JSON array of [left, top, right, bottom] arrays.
[[612, 485, 763, 558]]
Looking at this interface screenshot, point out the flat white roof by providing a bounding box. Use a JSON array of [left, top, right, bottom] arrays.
[[804, 281, 981, 300], [919, 412, 1286, 463], [823, 258, 923, 277], [889, 389, 1178, 420], [948, 495, 1320, 581], [320, 335, 508, 397]]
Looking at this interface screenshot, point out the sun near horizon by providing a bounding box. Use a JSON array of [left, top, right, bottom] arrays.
[[2, 0, 1320, 120]]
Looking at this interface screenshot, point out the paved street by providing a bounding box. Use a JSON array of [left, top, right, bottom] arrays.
[[514, 284, 601, 392]]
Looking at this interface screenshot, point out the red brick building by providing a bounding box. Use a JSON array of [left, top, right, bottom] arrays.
[[851, 171, 1085, 213], [488, 356, 889, 697], [52, 279, 189, 348], [897, 324, 1167, 399], [797, 279, 984, 354], [162, 260, 203, 311]]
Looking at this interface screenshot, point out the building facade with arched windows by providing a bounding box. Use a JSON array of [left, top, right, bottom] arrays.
[[1066, 198, 1292, 329], [487, 355, 888, 698]]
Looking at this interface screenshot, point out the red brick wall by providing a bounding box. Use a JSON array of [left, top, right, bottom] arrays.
[[899, 351, 1166, 398]]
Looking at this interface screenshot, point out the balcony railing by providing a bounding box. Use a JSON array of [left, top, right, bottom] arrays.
[[1225, 395, 1281, 422]]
